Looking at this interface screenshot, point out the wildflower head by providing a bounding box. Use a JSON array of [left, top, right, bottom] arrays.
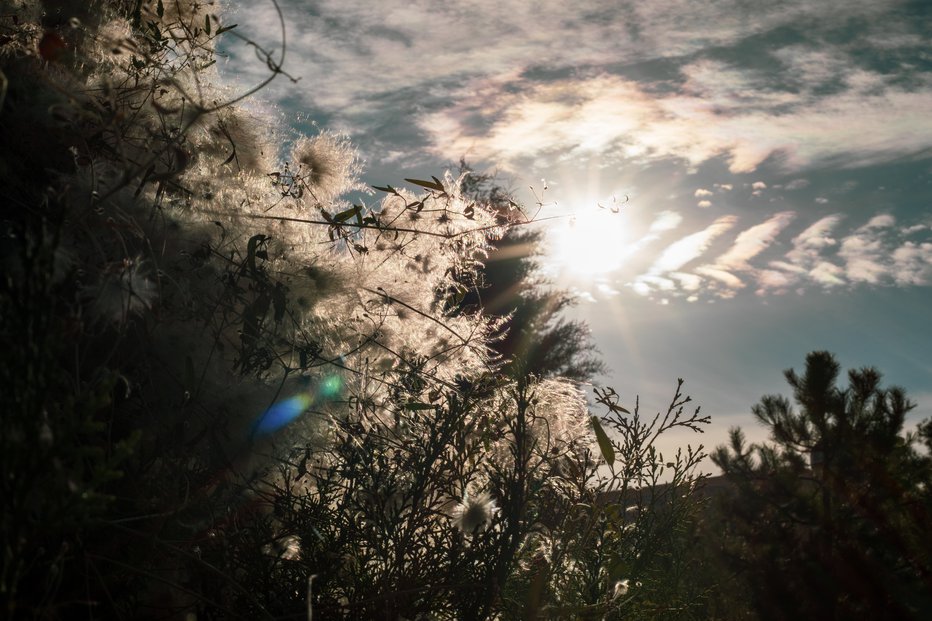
[[451, 491, 496, 534], [290, 133, 361, 203]]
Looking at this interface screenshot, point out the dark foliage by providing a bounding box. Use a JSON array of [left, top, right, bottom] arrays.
[[709, 351, 932, 621]]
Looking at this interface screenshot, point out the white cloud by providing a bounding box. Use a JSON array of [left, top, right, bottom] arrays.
[[752, 181, 767, 190], [786, 214, 845, 265], [694, 188, 713, 197], [864, 214, 896, 229], [785, 178, 810, 190], [712, 212, 797, 271], [809, 261, 846, 287], [715, 183, 733, 191], [755, 269, 795, 295], [649, 211, 684, 233], [420, 68, 932, 174], [837, 215, 897, 283], [891, 242, 932, 285], [227, 0, 931, 178], [648, 216, 738, 274], [695, 266, 744, 289], [697, 200, 712, 208], [670, 272, 703, 291]]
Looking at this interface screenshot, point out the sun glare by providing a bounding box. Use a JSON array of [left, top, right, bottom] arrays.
[[546, 206, 631, 278]]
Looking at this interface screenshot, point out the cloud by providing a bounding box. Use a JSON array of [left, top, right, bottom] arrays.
[[809, 261, 846, 287], [751, 181, 767, 190], [891, 242, 932, 285], [697, 200, 712, 208], [694, 188, 713, 197], [755, 269, 795, 295], [670, 272, 703, 291], [785, 215, 845, 265], [624, 211, 929, 301], [785, 178, 810, 190], [226, 0, 932, 180], [711, 212, 797, 271], [679, 211, 797, 295], [632, 216, 737, 295], [419, 68, 932, 174], [597, 283, 622, 296], [695, 266, 744, 289], [837, 214, 896, 283], [649, 211, 684, 233]]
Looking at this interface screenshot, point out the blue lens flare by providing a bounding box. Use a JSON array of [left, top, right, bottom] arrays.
[[252, 375, 343, 437], [253, 393, 313, 436]]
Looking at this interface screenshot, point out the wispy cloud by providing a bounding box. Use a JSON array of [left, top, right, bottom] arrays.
[[229, 0, 932, 173], [644, 216, 738, 275], [626, 211, 931, 301], [838, 214, 896, 284], [419, 70, 932, 174], [712, 212, 797, 272]]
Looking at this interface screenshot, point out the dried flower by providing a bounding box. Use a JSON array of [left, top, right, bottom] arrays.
[[290, 133, 360, 203], [451, 492, 496, 534]]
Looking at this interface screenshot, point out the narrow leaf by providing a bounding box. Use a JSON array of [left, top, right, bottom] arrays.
[[404, 177, 445, 192], [333, 205, 361, 223], [591, 415, 615, 466]]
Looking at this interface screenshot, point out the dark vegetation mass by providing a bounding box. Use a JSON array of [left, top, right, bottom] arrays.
[[1, 2, 929, 619]]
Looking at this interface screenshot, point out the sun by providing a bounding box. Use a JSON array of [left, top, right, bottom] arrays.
[[545, 205, 631, 278]]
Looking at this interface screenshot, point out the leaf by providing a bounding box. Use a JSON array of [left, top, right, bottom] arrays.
[[371, 184, 398, 194], [591, 415, 615, 466], [333, 205, 362, 224], [204, 14, 212, 35], [156, 0, 164, 18], [246, 234, 268, 275], [216, 23, 238, 35], [404, 177, 445, 192]]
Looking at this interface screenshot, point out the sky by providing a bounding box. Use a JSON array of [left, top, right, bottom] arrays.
[[223, 0, 932, 466]]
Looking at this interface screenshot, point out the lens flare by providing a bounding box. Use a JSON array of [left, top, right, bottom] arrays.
[[252, 374, 343, 436], [319, 375, 342, 399], [254, 393, 314, 436]]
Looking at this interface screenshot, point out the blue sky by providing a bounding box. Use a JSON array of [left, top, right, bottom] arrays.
[[225, 0, 932, 462]]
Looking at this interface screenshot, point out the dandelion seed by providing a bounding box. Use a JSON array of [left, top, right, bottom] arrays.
[[451, 492, 496, 534], [612, 579, 629, 599]]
